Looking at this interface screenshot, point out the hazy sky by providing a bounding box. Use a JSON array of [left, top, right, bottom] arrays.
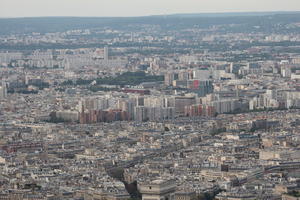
[[1, 0, 300, 18]]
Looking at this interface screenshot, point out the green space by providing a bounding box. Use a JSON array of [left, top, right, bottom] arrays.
[[61, 71, 164, 88]]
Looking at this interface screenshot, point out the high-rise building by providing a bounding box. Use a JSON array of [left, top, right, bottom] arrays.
[[104, 46, 109, 61], [0, 87, 4, 100], [178, 71, 190, 81], [134, 106, 148, 122], [229, 62, 234, 73], [165, 73, 175, 86], [134, 106, 175, 122], [175, 96, 196, 116], [281, 66, 291, 78], [118, 98, 136, 120], [187, 80, 213, 97], [210, 98, 242, 114], [193, 69, 211, 80], [0, 82, 7, 100], [184, 104, 215, 117]]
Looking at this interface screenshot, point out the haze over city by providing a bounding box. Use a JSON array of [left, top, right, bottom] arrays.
[[1, 0, 300, 17]]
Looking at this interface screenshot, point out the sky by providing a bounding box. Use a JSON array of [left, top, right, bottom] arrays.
[[1, 0, 300, 18]]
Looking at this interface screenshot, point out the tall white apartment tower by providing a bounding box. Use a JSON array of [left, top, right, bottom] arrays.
[[104, 46, 109, 61]]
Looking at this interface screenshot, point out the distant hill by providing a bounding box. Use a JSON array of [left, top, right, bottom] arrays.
[[0, 12, 300, 35], [165, 11, 300, 18]]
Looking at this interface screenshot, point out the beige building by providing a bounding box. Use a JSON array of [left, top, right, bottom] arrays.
[[139, 179, 176, 200], [282, 194, 300, 200], [175, 191, 197, 200]]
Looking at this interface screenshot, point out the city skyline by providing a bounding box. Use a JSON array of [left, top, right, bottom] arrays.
[[0, 5, 300, 199], [1, 0, 300, 18]]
